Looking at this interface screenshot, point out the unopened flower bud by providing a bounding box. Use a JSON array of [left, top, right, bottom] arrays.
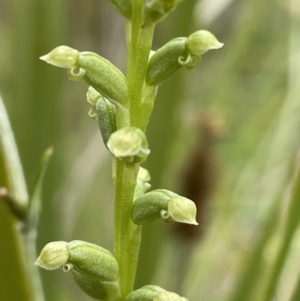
[[144, 0, 180, 24]]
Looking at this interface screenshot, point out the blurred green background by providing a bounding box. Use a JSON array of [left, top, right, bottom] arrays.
[[1, 0, 300, 300]]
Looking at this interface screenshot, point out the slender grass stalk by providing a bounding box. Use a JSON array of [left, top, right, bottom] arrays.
[[0, 95, 45, 301], [260, 159, 300, 301], [258, 4, 300, 300], [290, 273, 300, 301], [0, 97, 28, 209], [227, 202, 279, 301]]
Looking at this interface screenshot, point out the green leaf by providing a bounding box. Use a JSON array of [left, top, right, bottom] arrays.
[[0, 95, 28, 215], [28, 147, 53, 225]]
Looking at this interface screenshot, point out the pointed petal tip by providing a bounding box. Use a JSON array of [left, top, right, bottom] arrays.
[[218, 42, 224, 48], [211, 41, 224, 50], [218, 42, 224, 49], [34, 257, 44, 268], [39, 54, 49, 62]]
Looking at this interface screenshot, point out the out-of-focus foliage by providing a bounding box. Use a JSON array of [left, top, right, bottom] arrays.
[[1, 0, 300, 301]]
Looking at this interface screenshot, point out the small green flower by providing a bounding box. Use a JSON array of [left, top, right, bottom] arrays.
[[146, 30, 223, 85], [107, 127, 150, 163], [180, 30, 224, 69], [36, 240, 121, 301], [40, 46, 128, 106], [132, 189, 198, 225]]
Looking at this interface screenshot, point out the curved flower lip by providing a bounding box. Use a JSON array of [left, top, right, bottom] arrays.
[[111, 145, 150, 158], [40, 46, 80, 68]]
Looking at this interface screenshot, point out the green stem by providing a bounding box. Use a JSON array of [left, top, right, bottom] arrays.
[[126, 2, 155, 129], [130, 25, 155, 128], [115, 105, 130, 129], [113, 2, 156, 298], [113, 158, 139, 298]]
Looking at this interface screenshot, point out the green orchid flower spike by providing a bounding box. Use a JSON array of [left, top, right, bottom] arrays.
[[37, 0, 223, 300]]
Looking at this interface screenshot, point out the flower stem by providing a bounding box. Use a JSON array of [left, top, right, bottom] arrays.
[[113, 158, 139, 298], [113, 2, 156, 298], [126, 2, 155, 129]]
